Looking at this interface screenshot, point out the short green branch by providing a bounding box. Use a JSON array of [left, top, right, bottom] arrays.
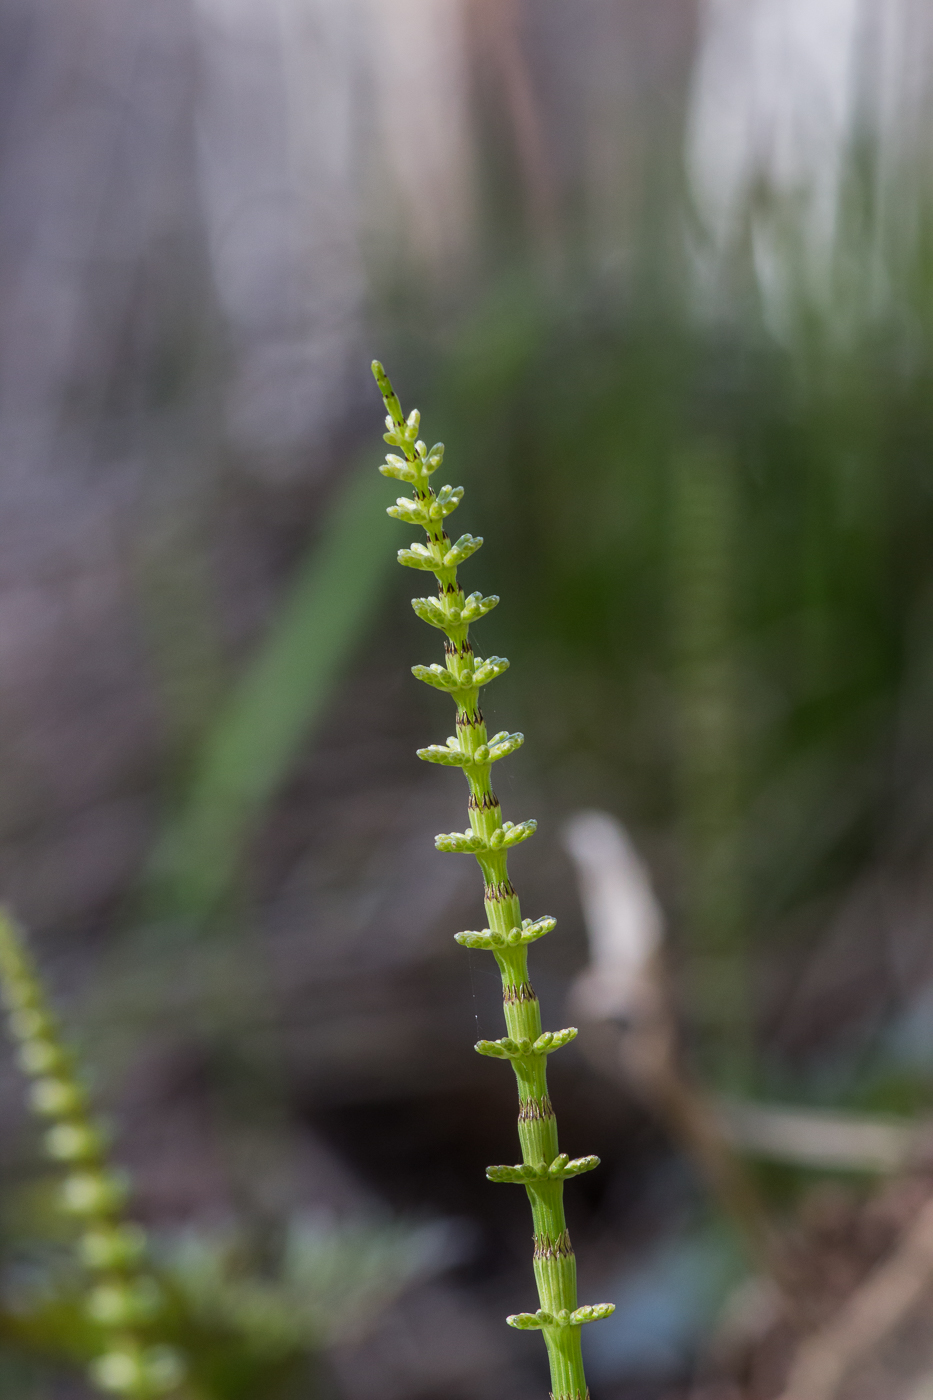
[[454, 916, 556, 949], [475, 1027, 578, 1059], [435, 819, 537, 853], [486, 1155, 601, 1183], [508, 1304, 616, 1330]]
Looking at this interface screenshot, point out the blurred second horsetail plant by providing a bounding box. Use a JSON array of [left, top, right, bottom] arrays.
[[372, 362, 614, 1400], [0, 912, 187, 1399]]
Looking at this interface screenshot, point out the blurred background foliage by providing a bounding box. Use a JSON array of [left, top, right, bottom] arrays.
[[2, 0, 933, 1396]]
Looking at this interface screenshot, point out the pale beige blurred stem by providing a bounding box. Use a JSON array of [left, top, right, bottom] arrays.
[[776, 1193, 933, 1400], [564, 813, 792, 1299], [469, 0, 559, 258], [581, 963, 792, 1297]]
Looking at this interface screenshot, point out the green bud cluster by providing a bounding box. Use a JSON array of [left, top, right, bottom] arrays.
[[0, 911, 187, 1399], [372, 363, 613, 1400]]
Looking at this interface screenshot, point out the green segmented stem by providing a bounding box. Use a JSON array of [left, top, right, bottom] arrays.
[[372, 362, 613, 1400]]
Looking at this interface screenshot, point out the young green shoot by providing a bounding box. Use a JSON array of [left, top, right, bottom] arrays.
[[372, 362, 613, 1400]]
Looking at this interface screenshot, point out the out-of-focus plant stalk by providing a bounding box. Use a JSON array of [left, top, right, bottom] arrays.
[[670, 444, 748, 1088], [372, 362, 613, 1400], [0, 911, 187, 1399]]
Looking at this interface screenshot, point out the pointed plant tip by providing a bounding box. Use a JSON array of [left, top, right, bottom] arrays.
[[372, 359, 406, 430]]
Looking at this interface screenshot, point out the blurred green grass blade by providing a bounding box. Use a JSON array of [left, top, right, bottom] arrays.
[[146, 459, 391, 924]]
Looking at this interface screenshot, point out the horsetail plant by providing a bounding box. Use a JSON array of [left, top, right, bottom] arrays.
[[372, 362, 614, 1400], [0, 911, 187, 1399]]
